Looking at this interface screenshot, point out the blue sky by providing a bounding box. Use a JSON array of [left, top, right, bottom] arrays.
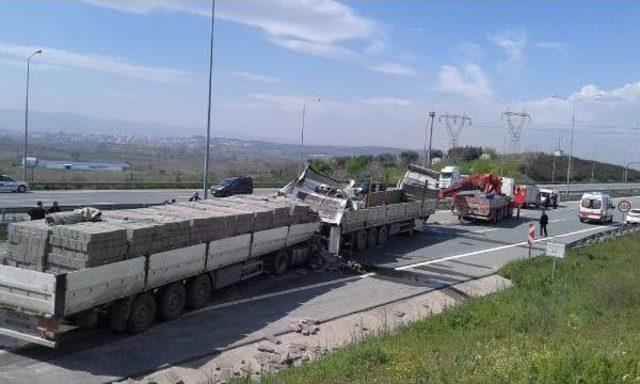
[[1, 0, 638, 165]]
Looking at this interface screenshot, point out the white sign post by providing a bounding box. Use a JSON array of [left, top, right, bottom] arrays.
[[618, 200, 631, 229], [546, 242, 565, 279]]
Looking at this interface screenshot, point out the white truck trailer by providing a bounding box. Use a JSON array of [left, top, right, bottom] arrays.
[[280, 165, 438, 255], [0, 197, 320, 347]]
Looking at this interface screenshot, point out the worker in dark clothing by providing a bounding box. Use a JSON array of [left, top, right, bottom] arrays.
[[539, 209, 549, 237], [48, 201, 61, 213], [188, 192, 200, 202], [28, 201, 47, 220]]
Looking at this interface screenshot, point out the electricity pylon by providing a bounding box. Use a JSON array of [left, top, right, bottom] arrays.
[[438, 113, 472, 149], [501, 109, 531, 153]]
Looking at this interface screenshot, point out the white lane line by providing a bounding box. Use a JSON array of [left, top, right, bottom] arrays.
[[186, 273, 376, 317], [549, 219, 567, 223], [185, 224, 617, 314], [395, 224, 617, 271], [469, 228, 498, 234]]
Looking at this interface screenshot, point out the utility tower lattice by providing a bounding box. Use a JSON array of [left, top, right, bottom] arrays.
[[438, 113, 472, 149], [501, 110, 531, 152]]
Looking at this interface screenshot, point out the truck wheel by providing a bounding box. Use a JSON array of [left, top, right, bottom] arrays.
[[266, 250, 289, 275], [355, 230, 368, 252], [377, 226, 388, 247], [158, 283, 186, 321], [186, 275, 212, 310], [127, 292, 156, 333], [367, 228, 378, 249]]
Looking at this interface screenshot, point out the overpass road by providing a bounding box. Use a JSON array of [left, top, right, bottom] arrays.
[[0, 196, 638, 384]]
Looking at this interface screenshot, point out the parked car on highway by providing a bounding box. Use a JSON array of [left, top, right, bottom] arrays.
[[0, 175, 29, 193], [579, 192, 614, 224], [211, 176, 253, 197], [624, 208, 640, 224]]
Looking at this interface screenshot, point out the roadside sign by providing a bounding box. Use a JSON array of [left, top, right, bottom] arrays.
[[618, 200, 631, 213], [546, 242, 565, 259]]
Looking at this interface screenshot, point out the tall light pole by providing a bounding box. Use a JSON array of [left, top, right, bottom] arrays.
[[299, 97, 320, 173], [625, 161, 640, 182], [550, 94, 602, 194], [23, 49, 42, 182], [203, 0, 216, 199], [425, 111, 436, 167]]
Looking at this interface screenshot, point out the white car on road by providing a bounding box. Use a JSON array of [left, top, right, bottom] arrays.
[[0, 175, 29, 193], [624, 208, 640, 224]]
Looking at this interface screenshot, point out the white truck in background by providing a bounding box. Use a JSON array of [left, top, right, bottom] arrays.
[[438, 166, 461, 189]]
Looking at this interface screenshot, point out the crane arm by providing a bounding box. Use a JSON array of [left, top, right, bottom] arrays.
[[439, 173, 503, 199]]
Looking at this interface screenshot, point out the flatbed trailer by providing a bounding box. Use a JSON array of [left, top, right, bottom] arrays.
[[0, 200, 320, 347], [281, 165, 439, 254]]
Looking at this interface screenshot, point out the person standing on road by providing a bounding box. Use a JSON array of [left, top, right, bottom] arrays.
[[539, 209, 549, 237], [189, 192, 200, 202], [48, 201, 61, 213], [28, 201, 47, 220]]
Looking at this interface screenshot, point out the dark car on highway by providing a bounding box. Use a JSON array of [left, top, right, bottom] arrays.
[[211, 176, 253, 197]]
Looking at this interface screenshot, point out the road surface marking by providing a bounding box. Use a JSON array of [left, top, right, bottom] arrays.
[[185, 224, 617, 314], [396, 224, 616, 271], [549, 219, 567, 223], [186, 273, 375, 317], [469, 228, 498, 234]]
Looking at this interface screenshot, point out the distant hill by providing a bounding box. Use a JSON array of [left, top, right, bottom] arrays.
[[440, 151, 639, 183]]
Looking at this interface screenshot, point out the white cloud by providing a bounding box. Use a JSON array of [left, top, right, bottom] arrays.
[[364, 62, 420, 78], [488, 29, 527, 63], [78, 0, 419, 78], [359, 97, 415, 107], [268, 36, 363, 63], [228, 71, 282, 83], [458, 42, 484, 60], [534, 41, 569, 57], [0, 42, 189, 83], [437, 64, 492, 100]]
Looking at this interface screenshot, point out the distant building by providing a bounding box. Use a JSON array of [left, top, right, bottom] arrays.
[[34, 160, 130, 171]]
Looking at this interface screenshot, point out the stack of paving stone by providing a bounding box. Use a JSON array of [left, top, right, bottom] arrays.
[[148, 204, 228, 243], [47, 222, 128, 271], [6, 197, 319, 273], [98, 218, 163, 258], [5, 220, 52, 271], [102, 208, 192, 252]]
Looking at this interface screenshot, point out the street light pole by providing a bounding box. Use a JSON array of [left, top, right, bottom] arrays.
[[203, 0, 216, 199], [625, 161, 640, 182], [299, 97, 320, 173], [550, 94, 602, 194], [426, 111, 436, 167], [566, 100, 576, 194], [23, 49, 42, 182]]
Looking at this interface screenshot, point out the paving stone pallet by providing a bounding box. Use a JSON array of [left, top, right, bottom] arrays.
[[4, 196, 317, 274]]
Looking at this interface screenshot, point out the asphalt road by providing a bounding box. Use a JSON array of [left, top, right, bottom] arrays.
[[1, 183, 639, 209], [0, 188, 280, 209], [0, 196, 638, 383]]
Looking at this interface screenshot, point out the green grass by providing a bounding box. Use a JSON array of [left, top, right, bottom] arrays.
[[239, 233, 640, 384]]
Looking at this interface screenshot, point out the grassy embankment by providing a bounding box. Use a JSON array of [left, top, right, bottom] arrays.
[[240, 233, 640, 383]]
